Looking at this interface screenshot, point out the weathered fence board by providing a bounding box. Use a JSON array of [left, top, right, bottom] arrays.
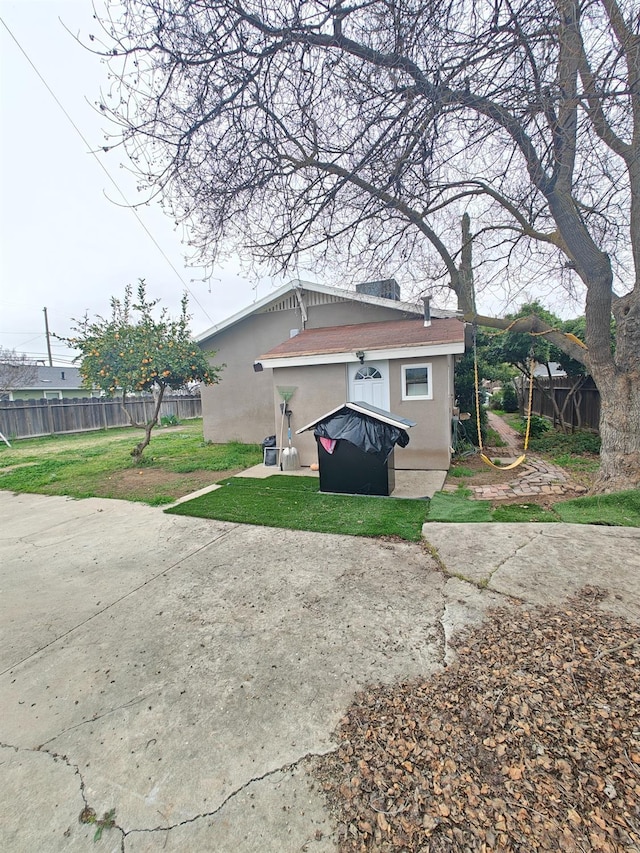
[[530, 376, 600, 432], [0, 396, 202, 440]]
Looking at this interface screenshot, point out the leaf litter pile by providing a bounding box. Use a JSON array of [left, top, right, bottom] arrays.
[[315, 589, 640, 851]]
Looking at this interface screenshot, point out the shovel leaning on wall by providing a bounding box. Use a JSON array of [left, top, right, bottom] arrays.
[[281, 409, 300, 470]]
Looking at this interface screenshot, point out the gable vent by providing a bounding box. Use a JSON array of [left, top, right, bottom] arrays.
[[264, 295, 298, 313]]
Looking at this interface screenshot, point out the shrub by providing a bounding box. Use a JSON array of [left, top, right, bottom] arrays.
[[524, 414, 551, 439], [161, 414, 180, 426], [454, 351, 487, 446], [502, 384, 519, 412], [490, 390, 504, 410]]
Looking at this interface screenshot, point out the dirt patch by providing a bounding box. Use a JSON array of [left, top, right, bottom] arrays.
[[448, 452, 520, 487], [487, 489, 587, 512], [92, 467, 243, 502], [315, 588, 640, 851]]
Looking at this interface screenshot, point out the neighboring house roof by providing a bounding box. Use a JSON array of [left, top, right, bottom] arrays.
[[34, 366, 84, 390], [197, 279, 458, 345], [533, 361, 567, 377], [258, 318, 465, 368], [5, 365, 85, 393]]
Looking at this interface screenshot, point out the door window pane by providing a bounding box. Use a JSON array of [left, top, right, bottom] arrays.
[[354, 366, 382, 380]]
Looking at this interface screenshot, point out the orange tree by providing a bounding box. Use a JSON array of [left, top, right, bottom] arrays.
[[67, 280, 222, 461]]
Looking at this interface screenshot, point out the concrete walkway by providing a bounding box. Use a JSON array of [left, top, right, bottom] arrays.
[[1, 490, 639, 851], [469, 412, 588, 501]]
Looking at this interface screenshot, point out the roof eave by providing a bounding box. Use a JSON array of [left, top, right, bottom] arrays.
[[296, 401, 416, 434], [259, 341, 464, 369]]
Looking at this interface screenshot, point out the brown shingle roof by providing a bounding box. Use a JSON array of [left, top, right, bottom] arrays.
[[259, 318, 464, 359]]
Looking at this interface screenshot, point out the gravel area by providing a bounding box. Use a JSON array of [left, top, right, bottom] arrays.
[[315, 587, 640, 851]]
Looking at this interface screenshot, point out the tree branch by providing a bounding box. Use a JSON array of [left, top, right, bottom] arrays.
[[467, 312, 589, 367]]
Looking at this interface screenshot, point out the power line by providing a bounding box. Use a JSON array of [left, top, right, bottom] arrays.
[[0, 15, 215, 326]]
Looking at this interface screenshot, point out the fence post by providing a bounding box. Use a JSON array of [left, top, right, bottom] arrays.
[[46, 400, 55, 436]]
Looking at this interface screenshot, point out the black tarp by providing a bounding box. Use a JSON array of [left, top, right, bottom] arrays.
[[313, 407, 410, 462]]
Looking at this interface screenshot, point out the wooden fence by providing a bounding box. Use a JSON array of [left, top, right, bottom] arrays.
[[530, 375, 600, 432], [0, 395, 202, 440]]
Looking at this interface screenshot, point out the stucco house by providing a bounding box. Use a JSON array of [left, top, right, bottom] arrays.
[[197, 279, 465, 471]]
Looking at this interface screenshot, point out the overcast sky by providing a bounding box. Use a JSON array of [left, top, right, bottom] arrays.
[[1, 1, 586, 369], [0, 0, 292, 365]]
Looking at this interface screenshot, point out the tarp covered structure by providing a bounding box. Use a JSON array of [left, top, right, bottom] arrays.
[[297, 402, 416, 495], [310, 408, 411, 462]]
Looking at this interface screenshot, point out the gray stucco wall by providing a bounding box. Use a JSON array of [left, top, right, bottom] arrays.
[[199, 298, 415, 445], [272, 355, 454, 470], [272, 363, 348, 465], [387, 354, 454, 470]]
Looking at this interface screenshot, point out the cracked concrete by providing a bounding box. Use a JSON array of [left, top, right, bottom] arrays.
[[423, 522, 640, 619], [1, 492, 639, 851]]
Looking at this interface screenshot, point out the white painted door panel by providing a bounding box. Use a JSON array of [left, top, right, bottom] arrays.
[[348, 360, 390, 410]]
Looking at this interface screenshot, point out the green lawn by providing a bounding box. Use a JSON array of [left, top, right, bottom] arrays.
[[0, 421, 262, 504], [2, 420, 636, 531], [166, 475, 429, 541], [426, 488, 640, 526], [554, 490, 640, 526]]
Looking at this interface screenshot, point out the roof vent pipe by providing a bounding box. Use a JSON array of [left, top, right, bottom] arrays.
[[423, 296, 431, 327]]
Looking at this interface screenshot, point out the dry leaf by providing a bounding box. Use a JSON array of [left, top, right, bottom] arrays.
[[315, 593, 640, 853]]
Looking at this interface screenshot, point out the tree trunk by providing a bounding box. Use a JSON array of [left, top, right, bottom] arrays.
[[560, 375, 586, 433], [593, 372, 640, 492], [590, 287, 640, 492], [572, 389, 583, 430], [131, 385, 165, 463], [535, 373, 567, 433]]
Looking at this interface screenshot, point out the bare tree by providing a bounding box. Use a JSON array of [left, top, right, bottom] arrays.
[[93, 0, 640, 490], [0, 348, 38, 395]]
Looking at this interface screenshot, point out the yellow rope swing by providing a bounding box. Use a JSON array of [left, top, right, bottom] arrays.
[[472, 324, 535, 471]]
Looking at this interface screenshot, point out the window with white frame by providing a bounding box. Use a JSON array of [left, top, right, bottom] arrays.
[[401, 363, 432, 400]]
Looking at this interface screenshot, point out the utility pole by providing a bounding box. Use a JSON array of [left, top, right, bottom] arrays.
[[43, 307, 53, 366]]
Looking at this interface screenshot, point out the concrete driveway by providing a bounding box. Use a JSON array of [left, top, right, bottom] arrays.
[[1, 490, 639, 851]]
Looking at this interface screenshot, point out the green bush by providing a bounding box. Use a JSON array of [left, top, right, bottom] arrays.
[[524, 414, 551, 439], [502, 384, 519, 412], [161, 414, 181, 426], [454, 351, 487, 447], [489, 390, 504, 410]]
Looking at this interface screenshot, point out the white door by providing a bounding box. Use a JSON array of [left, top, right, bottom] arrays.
[[348, 360, 390, 410]]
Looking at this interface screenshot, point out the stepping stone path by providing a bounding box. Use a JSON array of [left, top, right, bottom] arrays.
[[468, 412, 588, 501]]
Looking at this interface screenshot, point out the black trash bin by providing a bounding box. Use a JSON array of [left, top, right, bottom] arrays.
[[296, 402, 415, 496], [261, 434, 278, 466]]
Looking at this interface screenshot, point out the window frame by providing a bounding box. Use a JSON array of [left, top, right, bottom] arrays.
[[354, 365, 383, 381], [401, 362, 433, 401]]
